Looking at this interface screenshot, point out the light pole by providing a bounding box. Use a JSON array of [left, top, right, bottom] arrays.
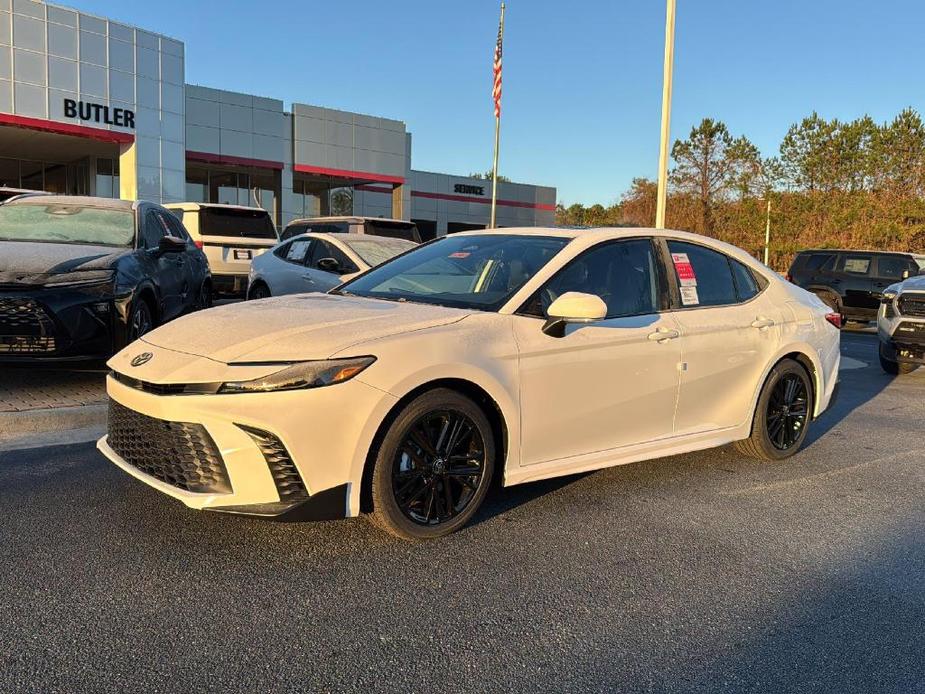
[[655, 0, 676, 229], [763, 197, 772, 266]]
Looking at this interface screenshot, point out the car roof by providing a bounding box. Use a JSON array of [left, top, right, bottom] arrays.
[[164, 202, 270, 213], [796, 248, 914, 256], [287, 232, 416, 245], [3, 194, 136, 210], [285, 216, 414, 226]]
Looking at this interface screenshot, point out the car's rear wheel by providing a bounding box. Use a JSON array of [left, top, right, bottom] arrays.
[[735, 359, 813, 461], [249, 282, 270, 300], [369, 389, 495, 540], [129, 298, 155, 340], [879, 343, 917, 375]]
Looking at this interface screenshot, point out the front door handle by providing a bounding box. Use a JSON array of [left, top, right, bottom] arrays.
[[301, 274, 315, 282], [751, 317, 776, 330], [647, 327, 680, 343]]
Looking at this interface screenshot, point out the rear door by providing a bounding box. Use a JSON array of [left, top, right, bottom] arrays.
[[269, 238, 317, 295], [837, 253, 876, 313], [665, 240, 782, 435]]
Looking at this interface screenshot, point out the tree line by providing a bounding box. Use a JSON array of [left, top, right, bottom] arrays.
[[556, 108, 925, 270]]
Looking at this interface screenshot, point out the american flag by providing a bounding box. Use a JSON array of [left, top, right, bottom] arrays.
[[492, 10, 503, 119]]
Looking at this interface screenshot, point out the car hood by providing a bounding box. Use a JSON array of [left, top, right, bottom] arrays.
[[0, 240, 127, 285], [140, 293, 472, 363], [900, 275, 925, 293]]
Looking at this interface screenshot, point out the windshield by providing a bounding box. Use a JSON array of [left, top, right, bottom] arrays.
[[337, 234, 570, 311], [342, 237, 417, 267], [0, 202, 135, 246]]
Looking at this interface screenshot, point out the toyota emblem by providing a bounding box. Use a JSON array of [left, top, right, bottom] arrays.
[[130, 352, 153, 367]]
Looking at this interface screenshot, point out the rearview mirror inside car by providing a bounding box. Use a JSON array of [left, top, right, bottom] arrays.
[[542, 292, 608, 338], [158, 235, 186, 253], [317, 257, 340, 273]]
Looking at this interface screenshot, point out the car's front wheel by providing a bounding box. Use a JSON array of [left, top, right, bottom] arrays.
[[879, 343, 918, 375], [129, 298, 155, 340], [369, 389, 495, 540], [735, 359, 813, 461]]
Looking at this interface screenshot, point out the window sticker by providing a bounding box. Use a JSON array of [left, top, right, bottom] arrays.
[[671, 252, 697, 287], [680, 285, 700, 306], [449, 252, 471, 259]]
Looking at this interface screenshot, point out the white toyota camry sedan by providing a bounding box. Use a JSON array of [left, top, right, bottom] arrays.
[[98, 227, 841, 539]]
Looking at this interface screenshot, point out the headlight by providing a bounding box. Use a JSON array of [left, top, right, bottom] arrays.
[[43, 270, 116, 288], [218, 356, 376, 394], [882, 290, 898, 302]]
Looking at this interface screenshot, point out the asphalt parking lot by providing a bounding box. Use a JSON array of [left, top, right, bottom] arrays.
[[1, 331, 922, 694]]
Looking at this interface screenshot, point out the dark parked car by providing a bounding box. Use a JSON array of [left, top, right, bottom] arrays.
[[0, 195, 211, 361], [787, 249, 925, 324]]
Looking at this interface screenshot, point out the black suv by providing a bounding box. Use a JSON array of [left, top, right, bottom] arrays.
[[787, 249, 925, 323], [0, 195, 211, 361]]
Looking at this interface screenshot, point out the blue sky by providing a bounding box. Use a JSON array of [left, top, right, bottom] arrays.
[[74, 0, 925, 205]]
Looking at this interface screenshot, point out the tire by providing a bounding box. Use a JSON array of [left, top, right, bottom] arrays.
[[128, 297, 155, 340], [249, 282, 271, 300], [735, 359, 813, 461], [879, 343, 917, 375], [368, 388, 496, 540], [196, 282, 213, 310]]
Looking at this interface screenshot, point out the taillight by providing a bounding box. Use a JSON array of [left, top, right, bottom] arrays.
[[194, 240, 203, 249], [824, 312, 842, 329]]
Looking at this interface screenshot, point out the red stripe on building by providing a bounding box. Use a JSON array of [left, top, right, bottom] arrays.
[[186, 150, 284, 170], [410, 189, 555, 212], [294, 164, 404, 185], [355, 184, 395, 194], [0, 112, 135, 144]]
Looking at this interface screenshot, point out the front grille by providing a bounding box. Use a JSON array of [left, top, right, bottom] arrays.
[[0, 298, 57, 353], [238, 425, 308, 502], [898, 295, 925, 318], [894, 321, 925, 343], [110, 371, 220, 395], [108, 400, 231, 494]]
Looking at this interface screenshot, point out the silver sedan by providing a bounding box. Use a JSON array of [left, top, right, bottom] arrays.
[[247, 232, 417, 298]]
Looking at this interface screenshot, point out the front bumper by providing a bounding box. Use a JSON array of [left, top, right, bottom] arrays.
[[98, 370, 397, 519], [878, 300, 925, 365], [0, 285, 126, 362]]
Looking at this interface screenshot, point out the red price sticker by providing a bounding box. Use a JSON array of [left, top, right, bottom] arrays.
[[671, 253, 697, 287], [449, 252, 470, 259]]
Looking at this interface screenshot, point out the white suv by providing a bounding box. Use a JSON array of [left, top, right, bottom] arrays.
[[878, 272, 925, 375]]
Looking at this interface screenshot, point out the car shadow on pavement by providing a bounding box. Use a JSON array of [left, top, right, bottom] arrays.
[[638, 525, 925, 693], [803, 363, 894, 449]]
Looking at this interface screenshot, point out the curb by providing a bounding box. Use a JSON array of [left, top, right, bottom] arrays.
[[0, 403, 108, 441]]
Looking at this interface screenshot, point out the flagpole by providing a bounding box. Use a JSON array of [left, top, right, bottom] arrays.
[[655, 0, 676, 229], [490, 2, 505, 229]]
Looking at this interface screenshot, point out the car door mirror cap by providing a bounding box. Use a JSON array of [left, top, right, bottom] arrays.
[[317, 257, 340, 273], [542, 292, 608, 338]]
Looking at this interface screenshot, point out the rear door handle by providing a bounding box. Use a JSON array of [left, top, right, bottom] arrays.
[[647, 328, 680, 343], [751, 317, 776, 329]]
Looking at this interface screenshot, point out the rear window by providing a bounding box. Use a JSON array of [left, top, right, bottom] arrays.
[[199, 207, 276, 239], [281, 221, 349, 240], [365, 220, 420, 242]]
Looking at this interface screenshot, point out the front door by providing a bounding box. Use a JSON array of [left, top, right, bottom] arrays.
[[140, 210, 185, 319], [514, 238, 682, 466]]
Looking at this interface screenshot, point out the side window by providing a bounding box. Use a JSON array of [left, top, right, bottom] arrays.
[[877, 256, 913, 280], [806, 253, 835, 271], [730, 259, 760, 301], [667, 241, 738, 307], [285, 239, 312, 264], [140, 210, 166, 250], [842, 255, 871, 275], [161, 211, 192, 244], [311, 240, 358, 274], [524, 239, 659, 319]]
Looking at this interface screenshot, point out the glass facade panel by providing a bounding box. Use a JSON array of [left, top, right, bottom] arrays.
[[20, 160, 43, 190], [0, 158, 19, 188]]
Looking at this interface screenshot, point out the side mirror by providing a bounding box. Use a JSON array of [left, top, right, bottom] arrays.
[[542, 292, 608, 338], [902, 270, 911, 280], [157, 235, 186, 253], [317, 257, 340, 273]]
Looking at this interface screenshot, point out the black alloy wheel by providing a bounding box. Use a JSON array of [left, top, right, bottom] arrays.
[[735, 359, 813, 461], [129, 300, 154, 340], [392, 410, 487, 526], [765, 373, 809, 451], [369, 389, 495, 540], [198, 282, 213, 310]]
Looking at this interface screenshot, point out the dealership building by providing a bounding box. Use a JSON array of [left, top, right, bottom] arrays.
[[0, 0, 556, 238]]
